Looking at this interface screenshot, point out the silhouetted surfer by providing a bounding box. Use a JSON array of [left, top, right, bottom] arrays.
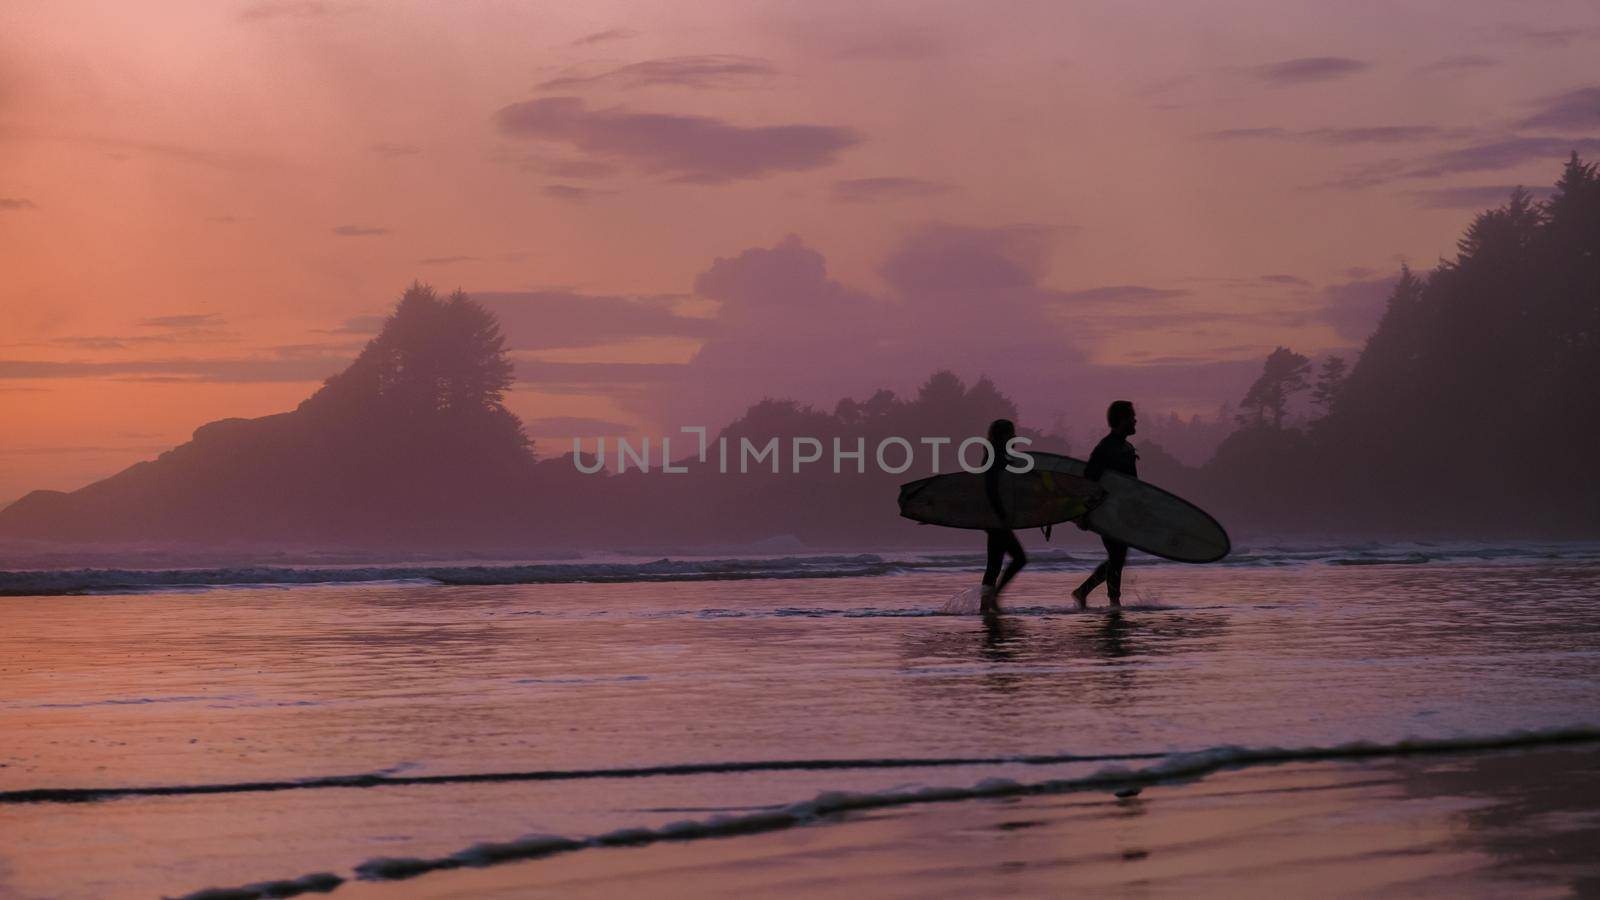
[[1072, 401, 1139, 608], [981, 418, 1026, 614]]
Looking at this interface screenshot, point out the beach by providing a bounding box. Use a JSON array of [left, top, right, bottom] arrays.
[[2, 545, 1598, 898]]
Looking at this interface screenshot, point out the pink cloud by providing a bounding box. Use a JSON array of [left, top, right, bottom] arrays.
[[538, 56, 777, 91], [832, 177, 955, 202], [493, 97, 862, 184], [1251, 57, 1369, 86]]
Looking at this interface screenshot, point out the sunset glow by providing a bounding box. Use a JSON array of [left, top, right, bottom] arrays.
[[3, 1, 1597, 503]]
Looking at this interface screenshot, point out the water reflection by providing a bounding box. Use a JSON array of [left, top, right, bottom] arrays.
[[898, 608, 1231, 709], [1391, 746, 1600, 894], [907, 608, 1230, 667]]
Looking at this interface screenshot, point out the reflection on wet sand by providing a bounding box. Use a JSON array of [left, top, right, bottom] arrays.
[[1391, 747, 1600, 895], [324, 744, 1600, 900], [901, 607, 1230, 702]]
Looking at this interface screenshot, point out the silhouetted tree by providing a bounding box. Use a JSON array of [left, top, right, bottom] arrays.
[[1237, 347, 1312, 429], [307, 282, 529, 457], [1310, 355, 1347, 417], [916, 370, 967, 408]]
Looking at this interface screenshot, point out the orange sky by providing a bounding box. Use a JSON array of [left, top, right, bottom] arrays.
[[2, 0, 1597, 503]]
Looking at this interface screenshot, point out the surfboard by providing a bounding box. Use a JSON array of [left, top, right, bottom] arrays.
[[897, 466, 1105, 530], [1029, 451, 1230, 563]]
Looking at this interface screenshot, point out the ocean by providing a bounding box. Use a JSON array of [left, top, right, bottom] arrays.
[[3, 542, 1599, 898]]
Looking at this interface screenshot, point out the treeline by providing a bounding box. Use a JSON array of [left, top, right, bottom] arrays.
[[1197, 154, 1600, 534], [4, 156, 1596, 547]]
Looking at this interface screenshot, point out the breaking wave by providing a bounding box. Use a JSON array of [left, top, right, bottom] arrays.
[[168, 725, 1600, 899], [4, 542, 1597, 596]]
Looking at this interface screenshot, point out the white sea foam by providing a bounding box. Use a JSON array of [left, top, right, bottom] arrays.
[[5, 542, 1596, 596], [170, 725, 1600, 898]]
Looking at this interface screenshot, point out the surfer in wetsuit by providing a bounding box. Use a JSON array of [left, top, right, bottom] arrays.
[[980, 418, 1027, 615], [1072, 401, 1139, 608]]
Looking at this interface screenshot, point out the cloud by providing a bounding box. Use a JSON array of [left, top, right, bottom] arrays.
[[538, 56, 777, 91], [542, 184, 613, 201], [1495, 25, 1600, 47], [320, 314, 386, 335], [41, 328, 236, 352], [331, 224, 389, 236], [534, 158, 622, 179], [0, 197, 35, 210], [798, 25, 952, 61], [1418, 54, 1498, 73], [1407, 137, 1600, 178], [832, 177, 955, 202], [1205, 127, 1290, 140], [205, 215, 241, 224], [878, 224, 1064, 295], [27, 314, 236, 351], [1206, 125, 1447, 144], [513, 360, 688, 393], [0, 131, 271, 171], [1292, 126, 1448, 144], [572, 27, 637, 47], [0, 354, 346, 383], [0, 443, 172, 457], [1517, 86, 1600, 131], [474, 291, 712, 351], [138, 314, 224, 329], [238, 1, 343, 21], [1055, 285, 1192, 304], [578, 226, 1337, 432], [1315, 274, 1399, 340], [418, 255, 481, 265], [1320, 137, 1600, 189], [1259, 274, 1312, 287], [522, 416, 634, 437], [492, 97, 862, 184], [1405, 184, 1555, 209], [48, 337, 135, 351], [370, 142, 420, 158], [636, 226, 1098, 426], [1250, 57, 1369, 86]]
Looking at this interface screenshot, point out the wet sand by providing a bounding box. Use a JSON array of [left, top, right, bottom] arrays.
[[4, 556, 1599, 898], [335, 745, 1600, 899]]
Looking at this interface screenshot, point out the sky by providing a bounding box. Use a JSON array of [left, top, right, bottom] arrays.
[[2, 0, 1597, 503]]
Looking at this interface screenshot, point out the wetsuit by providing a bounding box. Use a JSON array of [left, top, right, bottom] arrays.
[[1076, 432, 1138, 603], [982, 448, 1026, 592]]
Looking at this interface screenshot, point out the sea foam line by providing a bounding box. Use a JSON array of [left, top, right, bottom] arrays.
[[3, 750, 1175, 805], [166, 725, 1600, 900], [8, 543, 1596, 596], [20, 723, 1600, 806]]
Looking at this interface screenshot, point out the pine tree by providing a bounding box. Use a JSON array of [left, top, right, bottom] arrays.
[[1237, 347, 1312, 429], [306, 283, 528, 453], [1310, 355, 1347, 416]]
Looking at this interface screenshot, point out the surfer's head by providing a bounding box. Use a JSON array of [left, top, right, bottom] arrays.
[[987, 418, 1017, 448], [1107, 400, 1136, 435]]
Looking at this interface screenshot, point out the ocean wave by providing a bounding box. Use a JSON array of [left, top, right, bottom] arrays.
[[1, 749, 1175, 805], [168, 725, 1600, 899], [3, 542, 1596, 596], [0, 555, 896, 596]]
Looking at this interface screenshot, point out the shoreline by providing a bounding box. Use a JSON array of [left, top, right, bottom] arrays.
[[331, 745, 1600, 899], [177, 735, 1600, 899]]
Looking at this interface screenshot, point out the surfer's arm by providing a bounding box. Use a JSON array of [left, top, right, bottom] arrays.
[[1084, 451, 1106, 482], [984, 463, 1006, 518]]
